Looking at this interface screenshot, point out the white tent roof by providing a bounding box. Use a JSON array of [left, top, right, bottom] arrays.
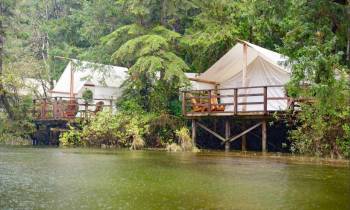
[[51, 60, 128, 95], [199, 40, 290, 84], [194, 41, 292, 112]]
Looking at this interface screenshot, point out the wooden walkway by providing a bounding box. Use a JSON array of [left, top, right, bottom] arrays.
[[32, 97, 115, 145], [33, 96, 114, 121]]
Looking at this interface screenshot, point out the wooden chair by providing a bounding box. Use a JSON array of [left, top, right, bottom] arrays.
[[94, 101, 104, 114], [64, 100, 79, 119], [188, 93, 208, 112], [210, 94, 225, 112]]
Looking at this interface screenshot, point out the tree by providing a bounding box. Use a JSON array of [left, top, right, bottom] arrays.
[[280, 0, 350, 158], [0, 0, 16, 119]]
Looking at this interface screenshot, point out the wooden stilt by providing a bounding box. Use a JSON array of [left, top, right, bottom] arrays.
[[192, 119, 196, 147], [225, 120, 230, 152], [241, 124, 247, 151], [262, 120, 267, 152]]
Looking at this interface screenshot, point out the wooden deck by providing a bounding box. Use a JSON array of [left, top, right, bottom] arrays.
[[182, 85, 297, 152], [31, 96, 115, 145], [33, 96, 114, 122]]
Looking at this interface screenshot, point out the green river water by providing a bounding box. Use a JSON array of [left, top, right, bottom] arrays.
[[0, 146, 349, 210]]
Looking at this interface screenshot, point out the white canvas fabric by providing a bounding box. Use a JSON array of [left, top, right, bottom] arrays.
[[195, 41, 291, 111], [51, 60, 128, 100], [184, 73, 215, 90]]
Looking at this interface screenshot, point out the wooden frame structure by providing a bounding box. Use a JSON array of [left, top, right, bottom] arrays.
[[182, 85, 295, 152], [33, 96, 114, 122], [182, 85, 293, 117]]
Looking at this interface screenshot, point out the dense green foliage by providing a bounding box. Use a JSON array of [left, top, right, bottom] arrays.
[[0, 0, 349, 157]]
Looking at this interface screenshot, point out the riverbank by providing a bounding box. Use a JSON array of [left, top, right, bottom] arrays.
[[2, 144, 349, 167]]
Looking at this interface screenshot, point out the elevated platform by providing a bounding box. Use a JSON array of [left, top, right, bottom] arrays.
[[181, 85, 298, 152], [32, 96, 114, 145]]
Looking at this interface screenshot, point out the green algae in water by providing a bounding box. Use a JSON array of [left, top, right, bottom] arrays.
[[0, 147, 349, 210]]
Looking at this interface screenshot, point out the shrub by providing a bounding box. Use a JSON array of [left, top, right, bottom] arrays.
[[289, 79, 350, 158], [175, 127, 193, 151], [82, 89, 93, 102], [59, 125, 83, 146], [80, 110, 150, 147]]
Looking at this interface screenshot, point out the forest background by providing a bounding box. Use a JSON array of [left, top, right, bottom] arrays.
[[0, 0, 349, 158]]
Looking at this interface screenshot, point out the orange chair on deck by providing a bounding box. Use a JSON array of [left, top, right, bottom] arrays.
[[188, 93, 208, 112], [210, 94, 225, 112]]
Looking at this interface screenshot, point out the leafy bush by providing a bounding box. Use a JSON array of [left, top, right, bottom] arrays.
[[80, 110, 150, 148], [82, 89, 93, 102], [146, 113, 184, 147], [175, 127, 193, 151], [59, 125, 83, 146], [288, 78, 350, 158], [0, 96, 34, 145]]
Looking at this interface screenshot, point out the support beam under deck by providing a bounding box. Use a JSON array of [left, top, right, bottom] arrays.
[[225, 120, 230, 152], [192, 120, 197, 147], [262, 120, 267, 152], [241, 124, 247, 151]]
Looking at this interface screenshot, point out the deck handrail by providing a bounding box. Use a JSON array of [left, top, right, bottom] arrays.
[[32, 97, 116, 121], [181, 85, 294, 116]]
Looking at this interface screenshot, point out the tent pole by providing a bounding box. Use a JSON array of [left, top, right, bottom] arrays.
[[243, 43, 248, 87], [70, 62, 74, 99], [242, 43, 248, 111]]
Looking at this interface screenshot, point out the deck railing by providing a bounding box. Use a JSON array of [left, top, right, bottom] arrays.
[[33, 97, 114, 121], [181, 85, 295, 116]]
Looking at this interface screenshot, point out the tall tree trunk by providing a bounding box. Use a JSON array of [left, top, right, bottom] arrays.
[[160, 0, 167, 26], [0, 11, 14, 119]]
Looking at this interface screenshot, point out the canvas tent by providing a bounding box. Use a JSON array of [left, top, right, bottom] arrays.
[[51, 60, 128, 109], [189, 40, 291, 112]]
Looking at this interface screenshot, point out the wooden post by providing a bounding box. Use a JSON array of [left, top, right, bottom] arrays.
[[242, 43, 248, 111], [242, 43, 248, 87], [234, 88, 238, 115], [241, 123, 247, 151], [85, 101, 89, 120], [262, 120, 267, 152], [58, 97, 64, 118], [70, 62, 75, 99], [225, 119, 230, 152], [182, 92, 186, 116], [53, 97, 58, 119], [208, 90, 212, 113], [192, 119, 196, 147], [263, 86, 268, 115]]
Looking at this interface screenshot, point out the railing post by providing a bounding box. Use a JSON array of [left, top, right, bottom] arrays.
[[182, 92, 186, 116], [41, 99, 47, 119], [208, 90, 212, 113], [263, 86, 267, 115], [234, 88, 238, 115], [53, 97, 58, 119], [58, 97, 63, 118], [85, 101, 89, 121]]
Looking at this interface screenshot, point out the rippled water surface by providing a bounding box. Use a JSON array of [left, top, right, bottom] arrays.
[[0, 146, 349, 210]]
